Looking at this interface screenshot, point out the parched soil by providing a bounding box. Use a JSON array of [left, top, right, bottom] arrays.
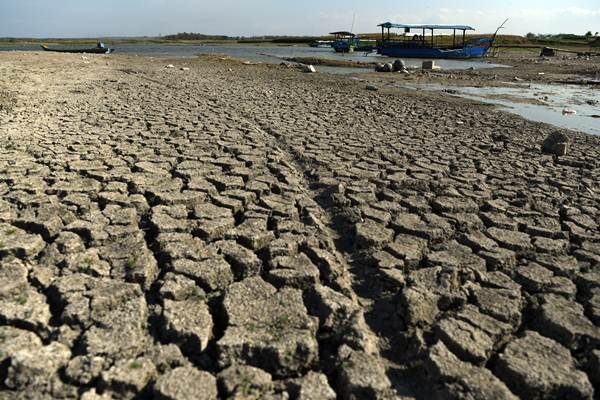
[[0, 51, 599, 399]]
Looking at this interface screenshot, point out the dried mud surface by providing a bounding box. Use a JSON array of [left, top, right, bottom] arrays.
[[0, 52, 599, 399]]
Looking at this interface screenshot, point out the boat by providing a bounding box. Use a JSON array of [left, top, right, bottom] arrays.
[[41, 42, 114, 54], [376, 23, 493, 59], [355, 39, 377, 52], [309, 40, 334, 48], [330, 32, 377, 53], [330, 31, 359, 53]]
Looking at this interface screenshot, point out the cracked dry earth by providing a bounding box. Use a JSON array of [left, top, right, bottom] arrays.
[[0, 52, 599, 400]]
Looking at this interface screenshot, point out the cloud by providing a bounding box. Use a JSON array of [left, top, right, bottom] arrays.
[[516, 7, 600, 18]]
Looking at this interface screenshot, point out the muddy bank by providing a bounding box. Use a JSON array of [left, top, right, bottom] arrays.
[[364, 51, 600, 88], [0, 52, 599, 399], [284, 56, 377, 68]]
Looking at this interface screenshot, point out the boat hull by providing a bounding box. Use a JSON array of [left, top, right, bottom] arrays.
[[41, 45, 113, 54], [332, 40, 355, 53], [378, 38, 492, 59]]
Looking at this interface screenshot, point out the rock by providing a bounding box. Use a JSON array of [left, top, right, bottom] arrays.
[[425, 341, 517, 399], [473, 286, 522, 327], [495, 331, 593, 399], [422, 60, 440, 70], [100, 357, 157, 395], [49, 276, 151, 358], [287, 371, 336, 400], [226, 218, 275, 250], [541, 132, 570, 156], [215, 240, 263, 279], [145, 343, 189, 373], [305, 284, 378, 354], [426, 242, 486, 274], [434, 316, 495, 365], [0, 326, 43, 364], [432, 196, 478, 213], [0, 259, 51, 332], [385, 233, 428, 267], [267, 253, 320, 289], [355, 220, 394, 249], [217, 277, 318, 377], [533, 294, 600, 350], [302, 65, 317, 73], [5, 342, 71, 390], [159, 272, 205, 301], [154, 366, 218, 400], [400, 286, 440, 327], [218, 365, 273, 397], [65, 355, 107, 385], [336, 346, 392, 399], [392, 59, 406, 72], [0, 223, 45, 259], [80, 388, 113, 400], [486, 227, 532, 252], [375, 63, 394, 72], [365, 85, 379, 91], [161, 298, 213, 354], [171, 257, 234, 291]]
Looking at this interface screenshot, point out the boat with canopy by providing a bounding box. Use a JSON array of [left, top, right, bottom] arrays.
[[376, 23, 493, 59]]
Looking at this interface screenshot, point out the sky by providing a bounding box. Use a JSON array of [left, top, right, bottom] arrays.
[[0, 0, 599, 38]]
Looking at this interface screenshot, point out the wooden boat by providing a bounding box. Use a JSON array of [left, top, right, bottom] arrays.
[[330, 31, 359, 53], [376, 23, 493, 59], [309, 40, 334, 48], [41, 44, 113, 54]]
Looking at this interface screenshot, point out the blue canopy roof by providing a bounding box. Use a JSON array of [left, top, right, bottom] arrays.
[[378, 22, 475, 31]]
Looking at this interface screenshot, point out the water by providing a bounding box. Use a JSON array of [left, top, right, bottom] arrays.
[[0, 43, 506, 70], [400, 82, 600, 135]]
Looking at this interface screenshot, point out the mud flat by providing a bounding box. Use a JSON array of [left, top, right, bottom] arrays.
[[0, 51, 599, 399]]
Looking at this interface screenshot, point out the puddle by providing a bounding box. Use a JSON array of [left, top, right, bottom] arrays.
[[398, 82, 600, 135]]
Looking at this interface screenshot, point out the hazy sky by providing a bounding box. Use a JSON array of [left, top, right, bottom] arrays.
[[1, 0, 599, 37]]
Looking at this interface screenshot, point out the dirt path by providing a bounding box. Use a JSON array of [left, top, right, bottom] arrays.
[[0, 52, 599, 399]]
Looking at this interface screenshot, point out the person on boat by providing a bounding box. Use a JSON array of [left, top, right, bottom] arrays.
[[97, 42, 106, 49]]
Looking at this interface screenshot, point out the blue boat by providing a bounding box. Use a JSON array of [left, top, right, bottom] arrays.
[[377, 23, 494, 59], [330, 31, 359, 53]]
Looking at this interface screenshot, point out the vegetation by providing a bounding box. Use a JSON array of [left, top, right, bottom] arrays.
[[523, 32, 599, 47], [163, 32, 228, 40]]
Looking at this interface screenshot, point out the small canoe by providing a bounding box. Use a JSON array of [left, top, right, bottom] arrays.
[[40, 44, 113, 54]]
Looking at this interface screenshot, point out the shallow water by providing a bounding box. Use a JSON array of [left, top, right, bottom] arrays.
[[400, 82, 600, 136], [0, 43, 506, 70]]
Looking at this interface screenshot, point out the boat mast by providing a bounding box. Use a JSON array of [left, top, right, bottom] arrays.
[[491, 18, 509, 45]]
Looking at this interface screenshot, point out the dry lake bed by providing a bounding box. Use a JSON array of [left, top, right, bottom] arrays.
[[0, 51, 599, 399]]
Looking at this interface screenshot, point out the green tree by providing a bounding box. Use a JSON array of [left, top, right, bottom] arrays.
[[585, 31, 593, 37]]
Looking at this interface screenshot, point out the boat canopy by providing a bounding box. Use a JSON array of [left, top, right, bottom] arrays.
[[329, 31, 356, 37], [378, 22, 475, 31]]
